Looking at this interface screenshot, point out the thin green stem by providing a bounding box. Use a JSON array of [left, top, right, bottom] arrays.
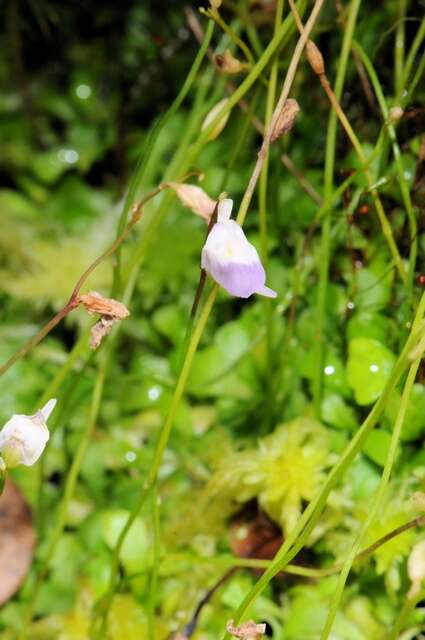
[[390, 588, 425, 639], [123, 70, 215, 282], [321, 295, 425, 638], [187, 1, 306, 182], [94, 286, 218, 636], [394, 0, 407, 97], [147, 487, 160, 639], [112, 20, 214, 295], [353, 40, 417, 297], [404, 47, 425, 104], [259, 0, 283, 432], [225, 294, 425, 630], [288, 0, 406, 286], [312, 0, 362, 417], [400, 13, 425, 99], [219, 86, 261, 193], [258, 0, 283, 264], [159, 513, 425, 579], [21, 358, 106, 638], [36, 329, 91, 533], [204, 9, 255, 66], [98, 2, 322, 634], [237, 0, 325, 228]]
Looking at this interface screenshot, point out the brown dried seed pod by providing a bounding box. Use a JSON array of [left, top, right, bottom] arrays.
[[215, 49, 248, 74], [306, 40, 325, 75], [388, 106, 404, 124], [271, 98, 300, 142]]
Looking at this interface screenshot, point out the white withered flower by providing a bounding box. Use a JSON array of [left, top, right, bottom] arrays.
[[0, 399, 56, 468], [201, 199, 277, 299]]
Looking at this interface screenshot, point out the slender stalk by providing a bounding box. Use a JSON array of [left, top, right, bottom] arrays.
[[147, 487, 161, 639], [96, 5, 326, 631], [400, 13, 425, 99], [21, 359, 106, 637], [404, 47, 425, 105], [321, 295, 425, 638], [93, 286, 218, 636], [259, 0, 284, 432], [290, 0, 406, 285], [0, 187, 160, 380], [353, 40, 417, 298], [394, 0, 407, 97], [258, 0, 283, 264], [281, 154, 323, 204], [112, 20, 215, 294], [307, 0, 362, 416], [202, 8, 255, 66], [160, 513, 425, 578], [0, 303, 77, 379], [225, 294, 425, 631], [237, 0, 325, 227], [390, 588, 425, 639], [36, 329, 91, 532]]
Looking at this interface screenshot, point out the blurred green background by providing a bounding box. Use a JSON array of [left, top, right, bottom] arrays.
[[1, 0, 425, 638]]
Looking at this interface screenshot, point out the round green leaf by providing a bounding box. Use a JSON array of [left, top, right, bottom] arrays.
[[347, 338, 396, 405]]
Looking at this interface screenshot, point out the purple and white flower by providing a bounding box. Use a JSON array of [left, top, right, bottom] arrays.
[[0, 399, 56, 468], [201, 199, 277, 299]]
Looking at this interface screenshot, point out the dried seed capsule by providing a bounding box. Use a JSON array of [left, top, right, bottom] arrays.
[[306, 40, 325, 75], [271, 98, 300, 142]]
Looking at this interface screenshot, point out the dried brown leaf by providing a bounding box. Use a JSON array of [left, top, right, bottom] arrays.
[[226, 619, 266, 639], [79, 292, 129, 350], [0, 480, 35, 604], [89, 316, 118, 350], [79, 291, 129, 319]]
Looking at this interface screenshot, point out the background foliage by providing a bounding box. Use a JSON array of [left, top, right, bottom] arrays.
[[1, 0, 425, 638]]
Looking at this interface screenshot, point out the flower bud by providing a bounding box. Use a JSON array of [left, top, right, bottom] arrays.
[[408, 539, 425, 598], [411, 492, 425, 512], [202, 98, 231, 140], [388, 106, 404, 124], [0, 399, 56, 468], [215, 50, 248, 74], [168, 182, 216, 221], [306, 40, 325, 75]]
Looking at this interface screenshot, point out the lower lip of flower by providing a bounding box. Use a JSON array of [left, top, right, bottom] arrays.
[[204, 256, 267, 298]]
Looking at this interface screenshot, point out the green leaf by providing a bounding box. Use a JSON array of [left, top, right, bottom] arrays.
[[363, 429, 393, 467], [347, 338, 396, 405], [101, 509, 150, 574], [353, 259, 393, 311], [347, 311, 392, 344], [321, 392, 357, 430], [384, 384, 425, 441]]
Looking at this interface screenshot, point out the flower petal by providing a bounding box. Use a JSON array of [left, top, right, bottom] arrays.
[[40, 399, 57, 422], [256, 285, 277, 298], [217, 198, 233, 222], [202, 220, 276, 298], [206, 259, 267, 298], [0, 399, 55, 468]]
